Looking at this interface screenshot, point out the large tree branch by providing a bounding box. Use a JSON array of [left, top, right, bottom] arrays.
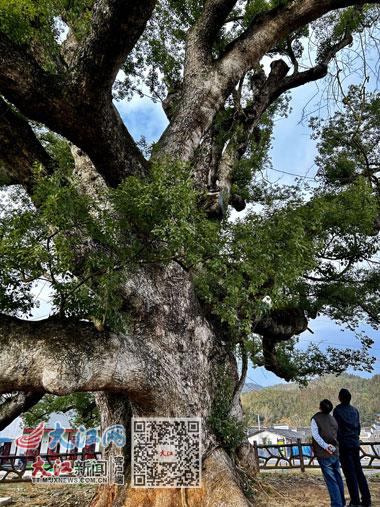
[[276, 32, 354, 95], [74, 102, 148, 186], [255, 308, 309, 381], [261, 337, 295, 381], [0, 98, 54, 189], [196, 29, 354, 215], [0, 33, 65, 126], [0, 392, 44, 431], [186, 0, 238, 69], [158, 0, 378, 162], [254, 308, 308, 342], [71, 0, 157, 95], [0, 33, 147, 187], [0, 262, 223, 420], [0, 315, 147, 396], [219, 0, 375, 78]]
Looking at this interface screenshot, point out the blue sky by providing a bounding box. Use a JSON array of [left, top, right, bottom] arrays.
[[113, 79, 380, 388]]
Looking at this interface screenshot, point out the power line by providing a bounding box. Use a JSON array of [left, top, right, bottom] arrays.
[[300, 339, 380, 352], [268, 167, 317, 180]]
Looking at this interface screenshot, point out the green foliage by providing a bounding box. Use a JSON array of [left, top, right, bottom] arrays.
[[22, 392, 99, 428], [115, 0, 295, 100], [196, 209, 315, 337], [231, 94, 291, 202], [0, 0, 379, 385], [58, 0, 93, 41], [40, 131, 75, 173], [297, 87, 380, 332], [209, 365, 246, 453], [312, 86, 380, 189], [0, 0, 93, 69], [0, 186, 47, 315], [232, 114, 275, 201], [251, 332, 374, 385], [242, 373, 380, 427], [0, 0, 55, 45], [116, 1, 192, 99], [244, 0, 290, 22], [112, 162, 218, 268], [0, 146, 220, 330], [1, 88, 379, 384], [194, 87, 380, 381], [313, 6, 380, 64], [195, 176, 378, 343]]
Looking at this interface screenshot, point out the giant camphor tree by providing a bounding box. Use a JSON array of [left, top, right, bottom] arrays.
[[1, 1, 380, 505]]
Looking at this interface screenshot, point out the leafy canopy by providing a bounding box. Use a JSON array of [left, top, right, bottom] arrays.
[[0, 0, 379, 387], [1, 88, 379, 384], [22, 392, 99, 427]]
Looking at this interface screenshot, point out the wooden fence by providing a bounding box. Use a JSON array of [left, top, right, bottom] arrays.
[[253, 439, 380, 472]]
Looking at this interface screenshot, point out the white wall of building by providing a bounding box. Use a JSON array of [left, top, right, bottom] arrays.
[[248, 430, 287, 445]]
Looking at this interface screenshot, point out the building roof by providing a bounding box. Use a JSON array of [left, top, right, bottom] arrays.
[[0, 437, 13, 443], [295, 427, 312, 439], [248, 427, 305, 440]]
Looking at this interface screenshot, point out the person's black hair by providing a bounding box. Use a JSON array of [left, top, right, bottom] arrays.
[[320, 399, 333, 414], [339, 388, 351, 405]]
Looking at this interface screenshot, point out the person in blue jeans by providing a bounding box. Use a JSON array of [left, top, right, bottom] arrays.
[[311, 399, 345, 507], [334, 388, 372, 507]]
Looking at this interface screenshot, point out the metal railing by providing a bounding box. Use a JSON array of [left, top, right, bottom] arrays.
[[0, 451, 102, 482], [252, 439, 380, 472]]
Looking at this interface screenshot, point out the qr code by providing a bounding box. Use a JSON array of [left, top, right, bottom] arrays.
[[131, 417, 201, 488]]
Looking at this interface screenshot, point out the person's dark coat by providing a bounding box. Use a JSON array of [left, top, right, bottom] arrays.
[[333, 403, 360, 449]]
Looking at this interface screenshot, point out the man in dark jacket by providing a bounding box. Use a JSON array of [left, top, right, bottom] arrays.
[[311, 399, 345, 507], [333, 388, 372, 507]]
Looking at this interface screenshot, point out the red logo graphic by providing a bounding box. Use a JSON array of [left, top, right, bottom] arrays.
[[53, 458, 73, 476], [16, 422, 45, 449], [32, 456, 51, 477], [160, 450, 175, 457], [32, 456, 74, 478]]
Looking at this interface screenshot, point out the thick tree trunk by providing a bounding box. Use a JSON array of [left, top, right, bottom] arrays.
[[92, 448, 250, 507], [65, 146, 253, 506], [88, 263, 252, 507]]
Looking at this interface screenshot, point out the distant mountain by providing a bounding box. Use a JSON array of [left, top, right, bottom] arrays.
[[241, 373, 380, 427], [242, 382, 263, 393]]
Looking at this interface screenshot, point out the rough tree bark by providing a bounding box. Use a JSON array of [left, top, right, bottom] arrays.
[[0, 1, 375, 505]]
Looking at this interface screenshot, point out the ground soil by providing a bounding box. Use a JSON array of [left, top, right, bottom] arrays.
[[0, 472, 379, 506], [252, 471, 380, 507], [0, 482, 95, 506]]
